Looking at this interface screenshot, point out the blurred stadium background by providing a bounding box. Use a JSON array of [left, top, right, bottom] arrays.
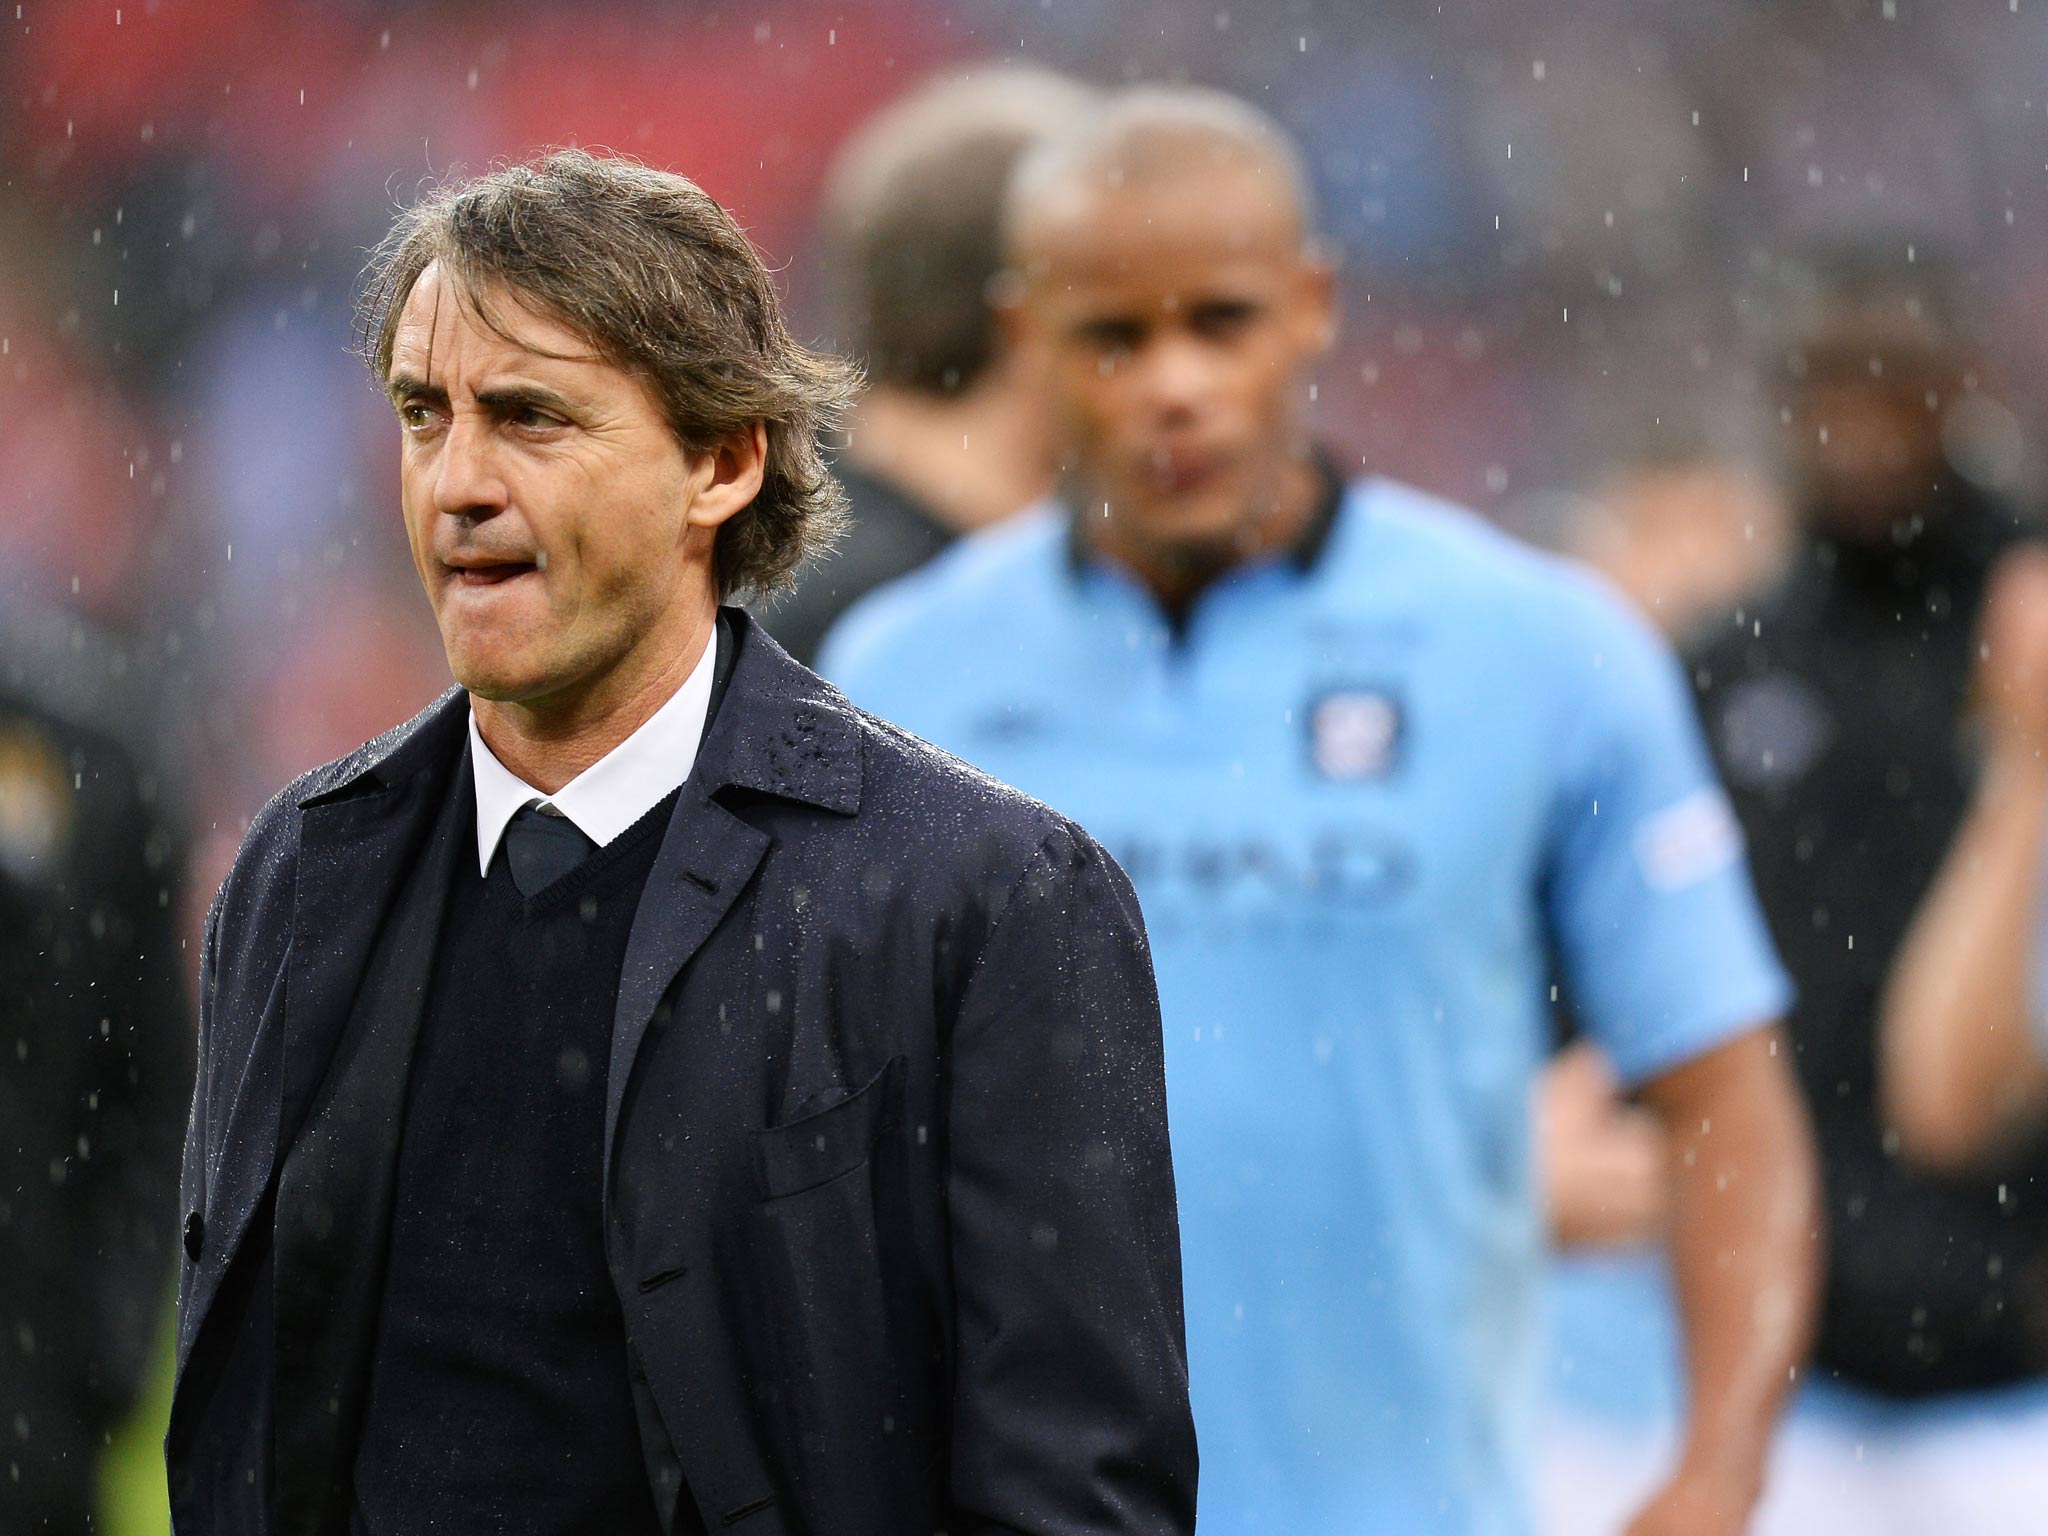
[[5, 1, 2047, 1528]]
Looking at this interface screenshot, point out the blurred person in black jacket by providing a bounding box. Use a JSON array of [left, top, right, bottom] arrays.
[[760, 65, 1094, 663], [1689, 239, 2048, 1527], [0, 600, 193, 1536]]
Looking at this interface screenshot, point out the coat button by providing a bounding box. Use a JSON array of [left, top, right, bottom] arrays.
[[183, 1210, 205, 1262]]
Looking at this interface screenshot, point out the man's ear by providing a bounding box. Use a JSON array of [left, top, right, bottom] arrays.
[[685, 422, 769, 530], [1294, 246, 1340, 359]]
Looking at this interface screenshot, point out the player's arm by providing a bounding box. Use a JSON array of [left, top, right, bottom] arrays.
[[1631, 1026, 1818, 1536], [1880, 547, 2048, 1168], [1542, 575, 1819, 1536]]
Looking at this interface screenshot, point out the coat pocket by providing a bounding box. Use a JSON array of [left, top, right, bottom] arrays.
[[741, 1052, 925, 1529], [750, 1056, 905, 1201]]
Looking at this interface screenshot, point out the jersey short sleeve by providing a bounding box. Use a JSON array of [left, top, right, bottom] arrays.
[[1542, 580, 1792, 1084]]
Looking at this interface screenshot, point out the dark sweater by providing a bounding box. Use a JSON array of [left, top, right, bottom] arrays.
[[1691, 487, 2048, 1396], [351, 786, 679, 1534]]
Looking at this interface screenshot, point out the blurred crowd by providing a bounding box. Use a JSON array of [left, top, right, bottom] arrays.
[[9, 0, 2048, 1530]]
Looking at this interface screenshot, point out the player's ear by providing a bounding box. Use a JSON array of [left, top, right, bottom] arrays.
[[1293, 243, 1340, 359]]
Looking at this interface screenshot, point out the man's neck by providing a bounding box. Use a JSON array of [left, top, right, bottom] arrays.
[[847, 382, 1051, 534], [1092, 450, 1329, 621], [472, 611, 715, 795]]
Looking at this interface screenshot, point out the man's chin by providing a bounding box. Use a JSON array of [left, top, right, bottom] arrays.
[[445, 652, 564, 707], [1125, 500, 1260, 565]]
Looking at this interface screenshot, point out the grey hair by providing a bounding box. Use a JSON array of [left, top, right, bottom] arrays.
[[358, 147, 861, 600], [824, 66, 1097, 396]]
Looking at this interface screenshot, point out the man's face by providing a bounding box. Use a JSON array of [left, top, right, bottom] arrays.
[[1014, 166, 1333, 560], [387, 262, 706, 708], [1781, 291, 1961, 540]]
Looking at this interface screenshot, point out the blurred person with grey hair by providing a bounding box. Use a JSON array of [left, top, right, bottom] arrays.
[[825, 84, 1819, 1536], [762, 65, 1096, 663], [165, 148, 1194, 1536]]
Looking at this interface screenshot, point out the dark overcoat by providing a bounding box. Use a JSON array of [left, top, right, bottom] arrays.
[[166, 611, 1196, 1535]]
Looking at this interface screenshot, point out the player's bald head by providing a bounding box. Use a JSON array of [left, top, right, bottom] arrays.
[[1004, 86, 1316, 281], [991, 85, 1337, 589]]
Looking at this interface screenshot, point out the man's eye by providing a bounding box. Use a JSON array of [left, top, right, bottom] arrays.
[[1078, 322, 1143, 361], [510, 406, 564, 429], [399, 403, 440, 430], [1192, 302, 1256, 338]]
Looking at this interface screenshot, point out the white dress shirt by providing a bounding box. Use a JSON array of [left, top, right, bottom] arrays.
[[469, 628, 718, 877]]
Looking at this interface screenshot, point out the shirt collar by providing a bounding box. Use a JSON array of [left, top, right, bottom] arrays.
[[468, 626, 719, 877]]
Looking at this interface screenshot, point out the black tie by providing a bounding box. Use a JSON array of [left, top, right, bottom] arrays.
[[502, 804, 597, 896]]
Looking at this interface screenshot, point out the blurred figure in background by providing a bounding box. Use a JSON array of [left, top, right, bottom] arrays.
[[1568, 446, 1789, 647], [0, 600, 193, 1536], [1879, 546, 2048, 1165], [761, 65, 1094, 663], [1689, 240, 2048, 1528], [823, 85, 1820, 1535]]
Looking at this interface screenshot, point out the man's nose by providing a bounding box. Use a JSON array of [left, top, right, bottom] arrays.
[[1136, 333, 1217, 419], [432, 416, 509, 517]]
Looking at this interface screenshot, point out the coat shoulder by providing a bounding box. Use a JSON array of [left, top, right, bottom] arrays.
[[835, 696, 1102, 895], [804, 698, 1140, 1003], [853, 698, 1073, 829]]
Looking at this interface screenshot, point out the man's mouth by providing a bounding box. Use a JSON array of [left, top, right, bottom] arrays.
[[445, 557, 540, 587], [1150, 458, 1221, 495]]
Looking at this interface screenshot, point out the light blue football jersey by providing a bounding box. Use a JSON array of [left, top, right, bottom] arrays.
[[819, 477, 1791, 1535]]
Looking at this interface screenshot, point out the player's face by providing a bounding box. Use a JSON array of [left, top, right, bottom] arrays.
[[1017, 169, 1334, 558], [387, 263, 709, 709]]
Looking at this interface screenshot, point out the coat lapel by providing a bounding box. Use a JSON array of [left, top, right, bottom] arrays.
[[178, 693, 468, 1378], [273, 760, 466, 1536], [605, 793, 770, 1163], [281, 774, 455, 1151], [603, 612, 863, 1193]]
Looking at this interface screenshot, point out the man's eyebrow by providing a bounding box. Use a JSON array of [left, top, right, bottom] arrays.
[[386, 371, 447, 408], [383, 374, 580, 419], [473, 382, 579, 417]]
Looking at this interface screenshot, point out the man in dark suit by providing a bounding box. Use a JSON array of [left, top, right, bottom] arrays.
[[165, 148, 1195, 1536]]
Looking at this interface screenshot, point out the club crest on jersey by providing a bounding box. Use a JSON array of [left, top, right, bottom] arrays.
[[1307, 687, 1404, 780]]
